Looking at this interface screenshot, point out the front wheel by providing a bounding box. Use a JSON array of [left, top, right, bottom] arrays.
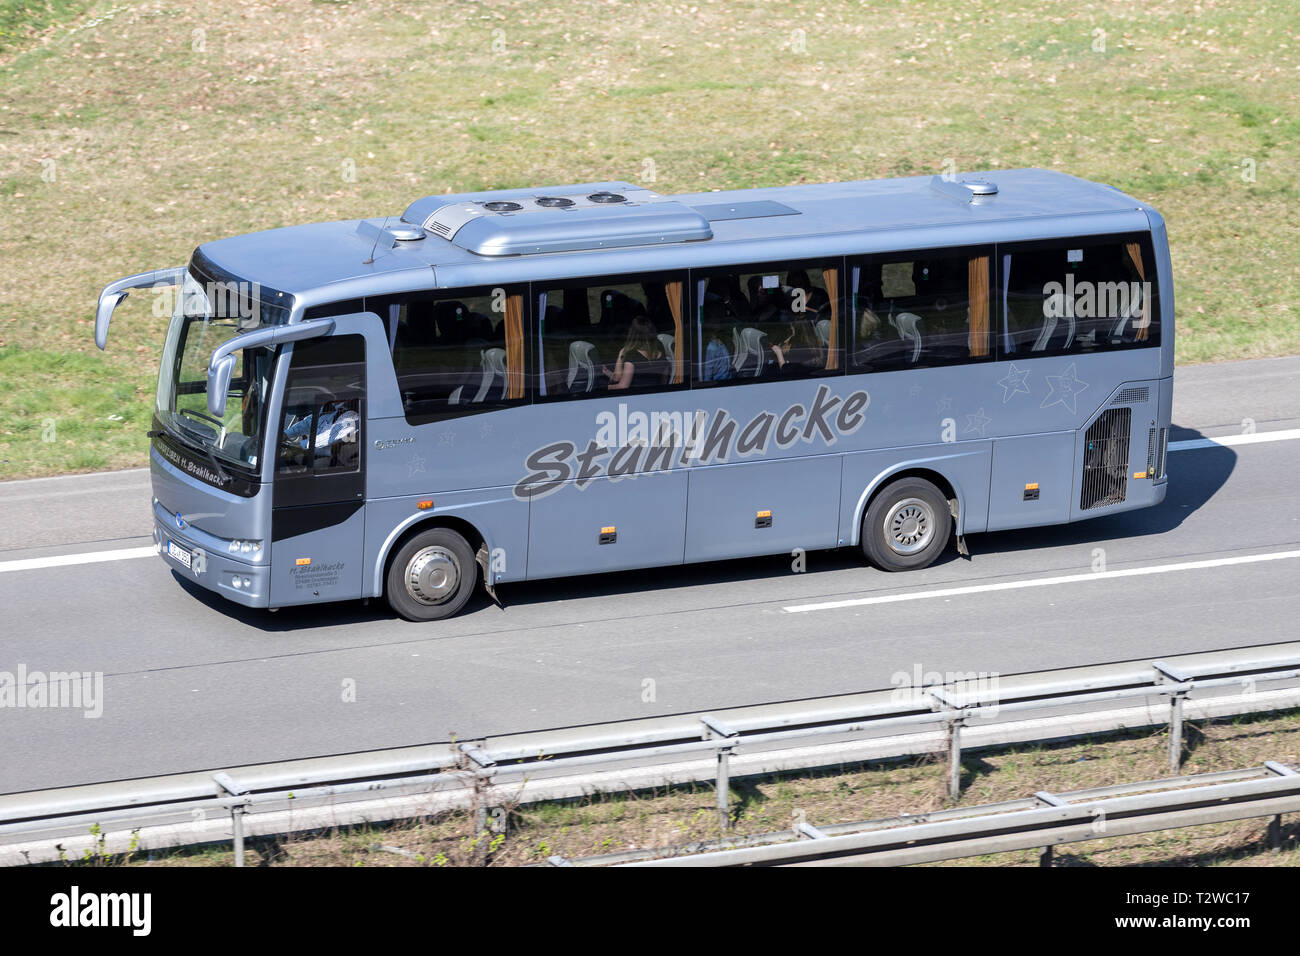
[[860, 477, 952, 572], [386, 527, 477, 621]]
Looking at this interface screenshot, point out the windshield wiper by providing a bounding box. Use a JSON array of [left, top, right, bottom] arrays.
[[149, 422, 232, 484]]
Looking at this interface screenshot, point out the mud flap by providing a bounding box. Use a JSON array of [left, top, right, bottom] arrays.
[[948, 497, 971, 559], [475, 543, 503, 608]]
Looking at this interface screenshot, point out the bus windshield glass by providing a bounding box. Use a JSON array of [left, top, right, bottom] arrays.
[[154, 269, 286, 470]]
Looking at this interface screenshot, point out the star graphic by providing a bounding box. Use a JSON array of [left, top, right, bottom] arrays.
[[936, 396, 953, 414], [997, 363, 1031, 404], [479, 421, 494, 439], [407, 452, 426, 477], [1040, 362, 1090, 414], [963, 408, 992, 437], [908, 384, 922, 399], [438, 427, 455, 446]]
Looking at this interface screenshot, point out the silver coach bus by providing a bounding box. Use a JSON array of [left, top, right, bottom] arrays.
[[95, 169, 1172, 621]]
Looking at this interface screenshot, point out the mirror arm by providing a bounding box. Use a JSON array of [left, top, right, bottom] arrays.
[[206, 317, 336, 418], [94, 267, 186, 350]]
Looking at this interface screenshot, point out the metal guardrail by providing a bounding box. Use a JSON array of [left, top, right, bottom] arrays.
[[576, 761, 1299, 867], [2, 643, 1299, 865]]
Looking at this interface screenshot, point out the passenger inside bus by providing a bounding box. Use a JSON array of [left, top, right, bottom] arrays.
[[603, 316, 670, 390], [771, 313, 826, 374]]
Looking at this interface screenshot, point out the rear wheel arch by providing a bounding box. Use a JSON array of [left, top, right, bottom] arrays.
[[853, 466, 961, 546], [858, 471, 955, 572]]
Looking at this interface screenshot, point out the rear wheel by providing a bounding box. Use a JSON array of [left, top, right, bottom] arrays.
[[386, 527, 477, 621], [860, 477, 951, 572]]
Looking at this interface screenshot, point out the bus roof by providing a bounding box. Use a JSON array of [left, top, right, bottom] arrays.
[[195, 168, 1156, 306]]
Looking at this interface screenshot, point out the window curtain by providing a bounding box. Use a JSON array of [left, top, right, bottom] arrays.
[[820, 267, 840, 370], [968, 256, 990, 357], [504, 292, 525, 399], [1126, 242, 1150, 341], [664, 279, 685, 383], [1000, 253, 1014, 355]]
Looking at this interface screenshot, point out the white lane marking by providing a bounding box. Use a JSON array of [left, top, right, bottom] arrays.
[[1170, 428, 1300, 451], [0, 546, 157, 575], [0, 467, 148, 487], [783, 549, 1300, 614]]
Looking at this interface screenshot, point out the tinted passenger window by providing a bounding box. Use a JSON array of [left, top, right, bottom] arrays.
[[536, 274, 686, 399], [999, 236, 1159, 357], [276, 335, 365, 477], [383, 287, 528, 424], [849, 248, 991, 371], [693, 260, 843, 385]]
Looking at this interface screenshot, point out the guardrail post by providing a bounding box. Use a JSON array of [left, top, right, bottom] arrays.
[[214, 772, 250, 867], [1264, 762, 1297, 851], [1034, 791, 1068, 867], [948, 716, 964, 800], [930, 689, 966, 800], [701, 715, 739, 829], [231, 806, 245, 868], [1153, 661, 1193, 772], [458, 743, 499, 865], [1169, 694, 1185, 771]]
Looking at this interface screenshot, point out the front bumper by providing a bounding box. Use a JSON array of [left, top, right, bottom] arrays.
[[153, 510, 269, 609]]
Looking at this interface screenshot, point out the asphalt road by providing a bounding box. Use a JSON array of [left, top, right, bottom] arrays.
[[1, 356, 1298, 794]]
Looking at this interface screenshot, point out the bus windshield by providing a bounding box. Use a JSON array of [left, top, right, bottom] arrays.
[[154, 270, 282, 470]]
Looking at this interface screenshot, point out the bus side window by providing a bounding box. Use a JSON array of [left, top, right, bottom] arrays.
[[276, 335, 365, 477], [536, 273, 687, 399], [693, 260, 842, 386], [849, 248, 991, 371], [998, 236, 1159, 358], [381, 287, 528, 425]]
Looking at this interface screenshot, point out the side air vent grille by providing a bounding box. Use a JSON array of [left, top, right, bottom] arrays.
[[1081, 407, 1132, 510], [1145, 425, 1169, 480], [1112, 386, 1150, 406], [427, 219, 453, 239]]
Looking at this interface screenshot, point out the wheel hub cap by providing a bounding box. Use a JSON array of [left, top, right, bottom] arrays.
[[885, 498, 934, 555], [405, 547, 459, 605]]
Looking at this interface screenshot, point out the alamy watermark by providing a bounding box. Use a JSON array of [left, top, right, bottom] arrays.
[[0, 665, 103, 718], [1041, 274, 1151, 326], [890, 664, 1001, 714], [151, 278, 265, 323]]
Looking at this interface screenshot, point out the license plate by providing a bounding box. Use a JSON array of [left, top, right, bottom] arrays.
[[167, 540, 192, 569]]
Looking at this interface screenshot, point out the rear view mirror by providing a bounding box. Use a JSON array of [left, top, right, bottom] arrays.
[[207, 353, 237, 418], [93, 267, 185, 350]]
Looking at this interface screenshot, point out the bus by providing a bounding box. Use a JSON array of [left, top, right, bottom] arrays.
[[94, 169, 1172, 621]]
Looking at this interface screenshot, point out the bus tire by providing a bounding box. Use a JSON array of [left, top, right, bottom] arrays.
[[860, 477, 951, 572], [386, 527, 477, 622]]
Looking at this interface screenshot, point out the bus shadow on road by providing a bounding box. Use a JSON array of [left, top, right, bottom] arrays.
[[959, 424, 1235, 559], [169, 571, 397, 632]]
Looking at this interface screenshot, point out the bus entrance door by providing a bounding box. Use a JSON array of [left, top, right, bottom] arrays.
[[269, 334, 367, 606]]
